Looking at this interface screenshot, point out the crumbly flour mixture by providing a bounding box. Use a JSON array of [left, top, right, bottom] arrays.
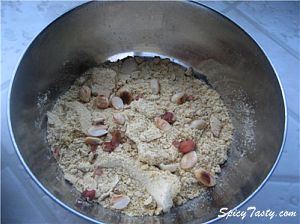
[[47, 56, 233, 216]]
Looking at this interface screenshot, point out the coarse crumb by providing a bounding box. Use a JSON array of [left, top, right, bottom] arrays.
[[47, 56, 233, 216]]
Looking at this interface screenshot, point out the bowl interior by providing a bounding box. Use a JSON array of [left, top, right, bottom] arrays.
[[9, 2, 285, 223]]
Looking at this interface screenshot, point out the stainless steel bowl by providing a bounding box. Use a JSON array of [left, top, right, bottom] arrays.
[[8, 2, 286, 223]]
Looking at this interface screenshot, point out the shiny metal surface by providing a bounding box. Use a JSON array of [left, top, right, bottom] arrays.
[[8, 1, 286, 223]]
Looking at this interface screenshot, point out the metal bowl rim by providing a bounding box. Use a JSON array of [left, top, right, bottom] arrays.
[[7, 1, 287, 223]]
